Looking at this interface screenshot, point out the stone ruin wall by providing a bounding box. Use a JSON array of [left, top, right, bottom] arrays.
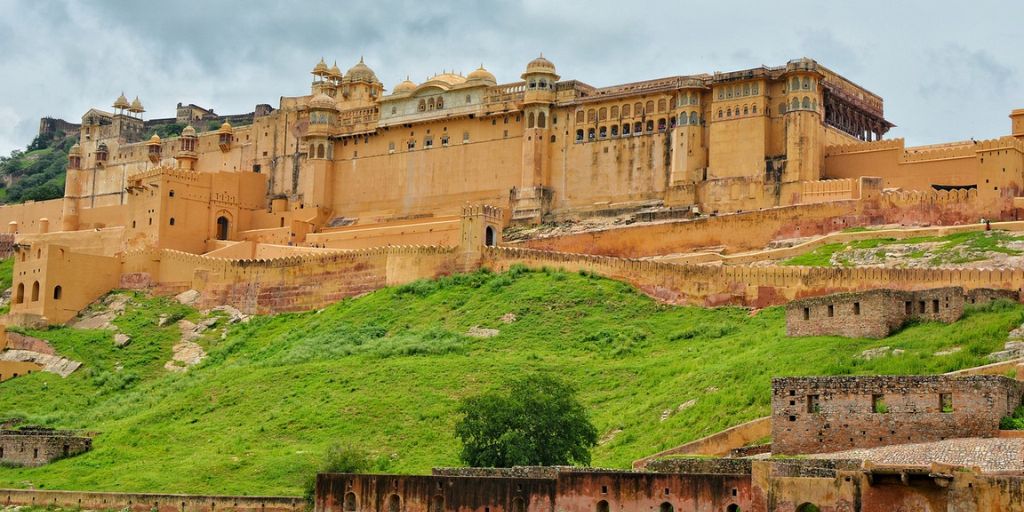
[[0, 430, 91, 467], [770, 375, 1024, 456], [784, 287, 968, 338], [0, 489, 302, 512]]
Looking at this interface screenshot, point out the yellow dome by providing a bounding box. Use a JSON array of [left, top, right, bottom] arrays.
[[181, 125, 196, 137], [146, 134, 161, 145], [312, 57, 328, 75], [467, 65, 496, 83], [345, 57, 379, 83], [113, 92, 130, 110], [129, 96, 144, 113], [68, 143, 81, 156], [424, 72, 466, 87], [309, 93, 337, 110], [525, 54, 556, 75], [393, 76, 417, 94], [217, 121, 234, 134], [329, 61, 342, 79]]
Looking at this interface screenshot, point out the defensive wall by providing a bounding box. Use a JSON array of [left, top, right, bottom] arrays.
[[316, 462, 1024, 512], [483, 246, 1024, 308], [771, 375, 1024, 456], [0, 489, 303, 512], [515, 181, 995, 258], [631, 417, 771, 470]]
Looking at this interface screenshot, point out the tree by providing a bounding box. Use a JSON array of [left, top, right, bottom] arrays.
[[454, 374, 598, 467]]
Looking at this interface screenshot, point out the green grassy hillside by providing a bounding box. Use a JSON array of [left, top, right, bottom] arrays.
[[0, 267, 1021, 495]]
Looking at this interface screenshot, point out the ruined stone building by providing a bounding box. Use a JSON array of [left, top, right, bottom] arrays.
[[0, 428, 91, 467]]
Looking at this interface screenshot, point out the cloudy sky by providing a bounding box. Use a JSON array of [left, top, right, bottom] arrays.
[[0, 0, 1021, 155]]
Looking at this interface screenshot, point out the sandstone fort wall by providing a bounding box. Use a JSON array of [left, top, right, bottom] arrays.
[[0, 489, 302, 512]]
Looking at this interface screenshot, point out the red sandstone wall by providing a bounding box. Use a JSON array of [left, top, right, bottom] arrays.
[[1, 489, 302, 512]]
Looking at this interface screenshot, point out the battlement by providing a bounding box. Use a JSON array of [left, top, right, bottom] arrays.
[[461, 204, 502, 222]]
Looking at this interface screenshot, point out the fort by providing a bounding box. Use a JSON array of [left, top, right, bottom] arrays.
[[0, 54, 1020, 326]]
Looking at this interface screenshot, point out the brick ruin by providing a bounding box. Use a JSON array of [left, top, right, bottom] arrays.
[[0, 428, 92, 467], [771, 375, 1024, 455], [784, 286, 1018, 338]]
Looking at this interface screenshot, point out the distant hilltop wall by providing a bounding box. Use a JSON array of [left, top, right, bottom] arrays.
[[0, 489, 302, 512]]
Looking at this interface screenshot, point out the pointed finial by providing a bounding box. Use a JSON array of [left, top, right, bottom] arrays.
[[359, 55, 364, 63]]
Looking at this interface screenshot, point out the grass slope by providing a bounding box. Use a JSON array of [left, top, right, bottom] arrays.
[[0, 268, 1021, 495], [782, 230, 1024, 267]]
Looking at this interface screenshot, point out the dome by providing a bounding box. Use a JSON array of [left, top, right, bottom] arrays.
[[309, 93, 337, 110], [525, 54, 556, 75], [113, 92, 130, 110], [181, 125, 196, 137], [393, 76, 417, 94], [328, 61, 342, 79], [467, 65, 496, 83], [312, 57, 328, 75], [423, 72, 466, 88], [129, 96, 145, 113], [345, 57, 378, 83], [217, 121, 233, 134], [68, 143, 81, 156], [146, 134, 161, 145]]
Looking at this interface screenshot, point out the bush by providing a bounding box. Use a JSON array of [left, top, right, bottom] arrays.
[[1000, 405, 1024, 430], [454, 374, 597, 467], [303, 444, 372, 503]]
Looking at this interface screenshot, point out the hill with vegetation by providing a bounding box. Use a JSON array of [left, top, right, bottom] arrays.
[[782, 230, 1024, 268], [0, 131, 77, 204], [0, 267, 1021, 495]]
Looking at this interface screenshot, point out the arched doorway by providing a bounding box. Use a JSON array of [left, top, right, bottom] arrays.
[[15, 283, 24, 304], [795, 504, 820, 512], [31, 281, 39, 302], [53, 285, 62, 300], [727, 505, 742, 512], [216, 216, 230, 240], [387, 494, 401, 512], [596, 500, 609, 512], [511, 497, 525, 512], [659, 503, 673, 512], [430, 495, 444, 512], [485, 226, 496, 246], [343, 492, 357, 512]]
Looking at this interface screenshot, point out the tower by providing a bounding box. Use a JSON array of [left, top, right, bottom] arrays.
[[61, 143, 83, 231], [458, 204, 504, 271], [340, 57, 383, 108], [175, 125, 198, 170], [512, 55, 559, 224], [303, 93, 338, 209], [1011, 109, 1024, 141], [782, 59, 823, 183]]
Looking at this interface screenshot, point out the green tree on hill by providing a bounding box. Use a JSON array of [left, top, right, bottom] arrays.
[[455, 374, 598, 467]]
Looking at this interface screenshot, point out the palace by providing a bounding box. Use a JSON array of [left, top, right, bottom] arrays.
[[0, 54, 1022, 327]]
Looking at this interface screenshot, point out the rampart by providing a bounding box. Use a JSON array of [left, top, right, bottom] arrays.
[[483, 246, 1024, 308], [0, 429, 91, 467], [771, 375, 1024, 455], [0, 489, 303, 512]]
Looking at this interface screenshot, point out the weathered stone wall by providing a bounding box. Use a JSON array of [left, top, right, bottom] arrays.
[[0, 489, 302, 512], [771, 375, 1024, 455], [784, 287, 964, 338], [632, 417, 771, 469], [0, 430, 91, 467], [431, 467, 568, 479], [644, 457, 752, 475]]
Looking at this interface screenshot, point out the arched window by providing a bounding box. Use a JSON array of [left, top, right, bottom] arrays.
[[15, 283, 24, 304], [645, 101, 654, 114], [588, 128, 595, 140], [511, 497, 525, 512], [436, 97, 443, 109], [169, 190, 175, 198], [428, 98, 435, 110], [812, 100, 817, 110], [485, 226, 496, 246], [538, 112, 546, 128], [679, 113, 687, 126], [727, 108, 732, 117], [778, 102, 786, 114], [791, 97, 800, 110], [790, 77, 800, 90], [576, 111, 585, 123], [802, 77, 810, 90], [610, 106, 619, 118], [587, 109, 596, 122], [646, 120, 654, 132], [599, 107, 607, 121], [528, 112, 536, 128], [690, 112, 698, 125], [430, 496, 444, 512], [690, 93, 698, 105], [611, 125, 618, 136], [657, 118, 666, 131], [529, 80, 536, 89], [216, 216, 230, 240], [751, 83, 759, 95], [634, 121, 642, 133], [622, 123, 630, 135], [575, 129, 584, 142], [344, 492, 357, 512], [726, 505, 741, 512], [657, 99, 666, 112], [752, 105, 758, 114], [596, 501, 609, 512], [599, 126, 607, 138], [169, 218, 175, 226], [466, 95, 472, 104], [718, 109, 723, 118], [660, 503, 673, 512], [31, 281, 40, 302], [795, 504, 819, 512], [622, 104, 631, 117], [387, 495, 401, 512], [726, 87, 733, 99], [53, 285, 62, 300], [743, 83, 750, 96], [733, 85, 740, 97], [317, 144, 325, 158], [802, 96, 811, 109], [418, 99, 426, 112], [633, 102, 642, 115], [743, 106, 749, 115]]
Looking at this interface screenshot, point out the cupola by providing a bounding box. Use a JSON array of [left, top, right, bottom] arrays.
[[217, 121, 234, 151], [67, 143, 82, 170], [146, 134, 162, 162]]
